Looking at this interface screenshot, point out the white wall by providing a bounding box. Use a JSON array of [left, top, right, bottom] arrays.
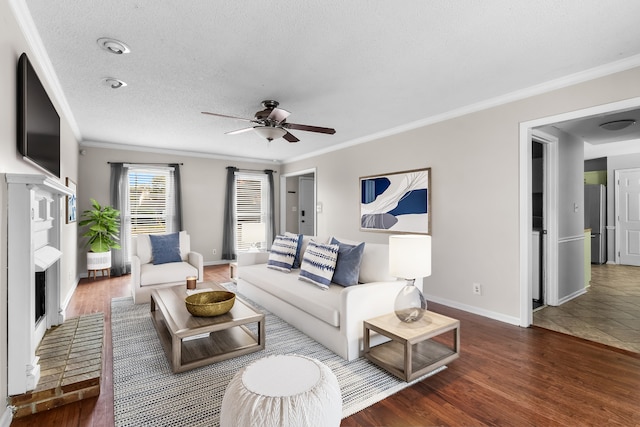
[[77, 145, 280, 271], [283, 65, 640, 324], [1, 0, 79, 420]]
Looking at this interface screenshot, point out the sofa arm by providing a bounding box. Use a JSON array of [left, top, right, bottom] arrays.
[[130, 255, 141, 297], [237, 251, 270, 267], [188, 251, 204, 282]]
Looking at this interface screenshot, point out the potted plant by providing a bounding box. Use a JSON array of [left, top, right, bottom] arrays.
[[79, 198, 121, 272]]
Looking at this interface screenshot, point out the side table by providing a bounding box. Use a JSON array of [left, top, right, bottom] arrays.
[[363, 311, 460, 382], [229, 262, 238, 283]]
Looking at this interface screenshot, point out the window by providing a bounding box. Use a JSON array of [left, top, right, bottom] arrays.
[[235, 172, 268, 251], [128, 166, 177, 236]]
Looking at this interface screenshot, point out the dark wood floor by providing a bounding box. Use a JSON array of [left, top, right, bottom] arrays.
[[12, 265, 640, 426]]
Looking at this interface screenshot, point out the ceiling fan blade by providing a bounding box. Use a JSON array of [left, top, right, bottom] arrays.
[[267, 108, 291, 123], [202, 111, 256, 122], [283, 131, 300, 143], [284, 123, 336, 135], [225, 127, 254, 135]]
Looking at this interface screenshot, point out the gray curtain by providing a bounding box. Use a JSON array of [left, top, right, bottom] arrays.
[[265, 169, 276, 247], [110, 163, 131, 276], [222, 166, 238, 260], [169, 163, 183, 231]]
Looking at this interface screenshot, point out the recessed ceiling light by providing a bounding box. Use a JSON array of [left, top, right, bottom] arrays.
[[97, 37, 130, 54], [103, 78, 127, 89], [599, 119, 636, 131]]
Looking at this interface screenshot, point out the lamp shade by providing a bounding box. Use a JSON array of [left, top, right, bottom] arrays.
[[241, 222, 266, 244], [389, 235, 431, 279], [253, 126, 287, 141]]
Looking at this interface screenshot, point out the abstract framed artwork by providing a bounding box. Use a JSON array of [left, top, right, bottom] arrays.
[[360, 167, 431, 234], [66, 178, 77, 224]]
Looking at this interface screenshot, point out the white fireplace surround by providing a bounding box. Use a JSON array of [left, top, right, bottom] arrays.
[[6, 174, 72, 396]]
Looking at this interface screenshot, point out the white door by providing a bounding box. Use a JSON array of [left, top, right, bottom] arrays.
[[299, 177, 315, 235], [618, 168, 640, 266]]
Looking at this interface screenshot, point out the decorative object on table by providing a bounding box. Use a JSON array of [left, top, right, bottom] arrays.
[[360, 168, 430, 234], [79, 198, 121, 274], [186, 276, 197, 290], [65, 178, 77, 223], [389, 234, 432, 322], [220, 354, 342, 427], [185, 290, 236, 317], [241, 222, 265, 252]]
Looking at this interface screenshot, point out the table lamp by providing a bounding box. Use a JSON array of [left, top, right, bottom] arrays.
[[389, 235, 432, 322], [242, 223, 266, 252]]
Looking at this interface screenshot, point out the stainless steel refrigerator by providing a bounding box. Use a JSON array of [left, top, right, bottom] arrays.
[[584, 184, 606, 264]]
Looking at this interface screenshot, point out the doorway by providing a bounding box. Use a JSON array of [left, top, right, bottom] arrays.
[[280, 168, 317, 235], [520, 96, 640, 328]]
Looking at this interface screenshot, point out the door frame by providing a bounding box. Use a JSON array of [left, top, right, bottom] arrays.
[[518, 96, 640, 327], [280, 168, 317, 235], [614, 167, 640, 264]]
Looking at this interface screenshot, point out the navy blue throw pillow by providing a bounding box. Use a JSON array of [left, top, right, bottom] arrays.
[[149, 232, 182, 265], [330, 238, 365, 286]]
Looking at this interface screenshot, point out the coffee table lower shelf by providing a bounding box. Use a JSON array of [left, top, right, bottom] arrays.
[[151, 315, 262, 372]]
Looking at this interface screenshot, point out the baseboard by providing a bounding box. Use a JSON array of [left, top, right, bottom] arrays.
[[424, 294, 521, 326], [557, 288, 587, 305], [0, 406, 14, 427], [203, 260, 231, 267]]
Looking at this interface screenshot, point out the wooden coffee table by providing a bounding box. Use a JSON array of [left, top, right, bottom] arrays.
[[150, 282, 265, 373], [363, 311, 459, 381]]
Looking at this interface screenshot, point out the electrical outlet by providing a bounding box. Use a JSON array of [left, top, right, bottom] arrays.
[[212, 248, 217, 255], [473, 283, 482, 295]]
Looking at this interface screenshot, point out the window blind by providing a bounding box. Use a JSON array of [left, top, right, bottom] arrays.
[[235, 172, 268, 251], [128, 166, 175, 235]]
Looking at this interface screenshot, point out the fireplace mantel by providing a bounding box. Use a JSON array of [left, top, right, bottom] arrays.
[[6, 174, 72, 396]]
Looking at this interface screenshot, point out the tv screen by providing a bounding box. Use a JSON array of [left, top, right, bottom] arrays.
[[17, 52, 61, 178]]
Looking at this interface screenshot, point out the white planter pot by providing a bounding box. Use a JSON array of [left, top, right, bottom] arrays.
[[87, 250, 112, 270]]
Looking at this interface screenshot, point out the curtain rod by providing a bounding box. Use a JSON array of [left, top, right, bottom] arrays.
[[107, 162, 184, 165], [233, 168, 277, 173]]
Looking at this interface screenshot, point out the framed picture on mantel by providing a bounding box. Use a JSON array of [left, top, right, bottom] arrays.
[[359, 167, 430, 234], [66, 178, 77, 224]]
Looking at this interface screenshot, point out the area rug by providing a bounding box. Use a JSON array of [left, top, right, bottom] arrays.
[[111, 283, 446, 426]]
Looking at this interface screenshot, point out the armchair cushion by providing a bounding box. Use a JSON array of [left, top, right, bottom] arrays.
[[149, 232, 181, 265]]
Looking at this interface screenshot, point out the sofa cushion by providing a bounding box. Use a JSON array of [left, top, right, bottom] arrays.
[[299, 241, 339, 290], [149, 232, 182, 265], [139, 261, 198, 287], [240, 264, 341, 326], [267, 234, 300, 272], [330, 237, 365, 287]]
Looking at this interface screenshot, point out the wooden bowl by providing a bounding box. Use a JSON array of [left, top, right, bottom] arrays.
[[185, 291, 236, 317]]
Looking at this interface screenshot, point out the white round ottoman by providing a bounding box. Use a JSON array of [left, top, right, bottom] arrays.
[[220, 354, 342, 427]]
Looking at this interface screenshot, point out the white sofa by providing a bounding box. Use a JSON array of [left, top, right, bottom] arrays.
[[237, 236, 422, 361], [130, 231, 204, 304]]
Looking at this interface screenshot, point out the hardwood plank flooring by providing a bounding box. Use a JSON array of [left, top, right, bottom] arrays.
[[12, 265, 640, 426]]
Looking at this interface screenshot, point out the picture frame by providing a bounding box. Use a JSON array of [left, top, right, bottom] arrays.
[[359, 167, 430, 234], [66, 178, 77, 224]]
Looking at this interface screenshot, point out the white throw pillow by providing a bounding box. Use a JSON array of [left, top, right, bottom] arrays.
[[267, 234, 300, 272], [136, 234, 153, 264], [298, 241, 339, 290]]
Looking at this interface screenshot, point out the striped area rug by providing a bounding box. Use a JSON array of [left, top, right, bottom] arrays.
[[111, 283, 445, 426]]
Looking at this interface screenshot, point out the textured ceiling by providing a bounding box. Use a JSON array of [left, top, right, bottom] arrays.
[[20, 0, 640, 163]]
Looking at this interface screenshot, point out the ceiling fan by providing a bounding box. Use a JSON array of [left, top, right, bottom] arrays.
[[202, 100, 336, 143]]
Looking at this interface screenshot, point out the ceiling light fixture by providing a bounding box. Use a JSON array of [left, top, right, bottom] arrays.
[[599, 119, 636, 131], [103, 78, 127, 89], [253, 126, 287, 141], [97, 37, 130, 54]]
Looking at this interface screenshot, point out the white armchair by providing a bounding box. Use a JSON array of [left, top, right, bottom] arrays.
[[130, 231, 204, 304]]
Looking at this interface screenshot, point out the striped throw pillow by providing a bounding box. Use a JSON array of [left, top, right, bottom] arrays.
[[267, 234, 300, 272], [298, 241, 339, 290]]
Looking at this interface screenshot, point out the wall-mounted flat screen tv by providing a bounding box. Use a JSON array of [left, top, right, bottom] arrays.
[[17, 52, 61, 178]]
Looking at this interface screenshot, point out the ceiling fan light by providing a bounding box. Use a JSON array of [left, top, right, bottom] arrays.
[[599, 119, 636, 131], [253, 126, 286, 141]]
